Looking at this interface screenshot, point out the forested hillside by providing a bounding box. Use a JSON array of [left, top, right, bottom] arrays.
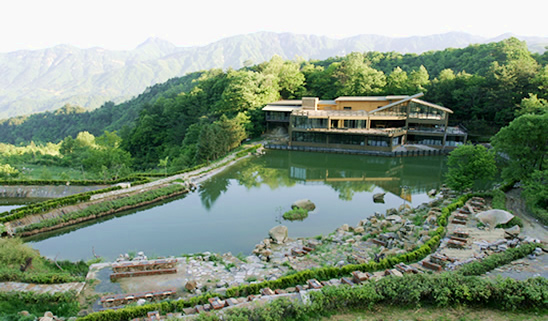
[[0, 38, 546, 171], [1, 32, 546, 118]]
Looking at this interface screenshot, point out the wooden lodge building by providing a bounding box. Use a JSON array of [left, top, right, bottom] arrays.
[[263, 93, 467, 153]]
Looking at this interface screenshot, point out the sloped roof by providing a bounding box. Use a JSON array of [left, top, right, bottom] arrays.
[[411, 98, 453, 114], [369, 93, 424, 114]]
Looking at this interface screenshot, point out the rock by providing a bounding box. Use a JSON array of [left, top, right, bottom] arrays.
[[386, 215, 402, 224], [475, 209, 514, 228], [373, 193, 386, 203], [533, 247, 543, 256], [354, 226, 365, 234], [137, 298, 147, 306], [291, 199, 316, 211], [44, 312, 54, 318], [263, 239, 271, 247], [370, 217, 378, 224], [269, 225, 288, 244], [255, 243, 265, 250], [340, 224, 349, 232], [39, 317, 53, 321], [505, 225, 520, 235], [262, 249, 272, 257], [392, 269, 404, 277], [185, 280, 198, 291], [426, 215, 437, 225], [386, 208, 398, 216], [18, 311, 30, 317], [427, 189, 437, 197]]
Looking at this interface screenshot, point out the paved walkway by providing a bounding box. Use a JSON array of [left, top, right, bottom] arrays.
[[91, 143, 262, 201], [0, 281, 86, 295]]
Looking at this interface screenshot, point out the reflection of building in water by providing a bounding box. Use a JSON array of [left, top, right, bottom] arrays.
[[266, 151, 445, 201]]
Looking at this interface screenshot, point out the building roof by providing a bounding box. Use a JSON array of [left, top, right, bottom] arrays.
[[411, 98, 453, 114], [369, 93, 424, 114], [262, 105, 302, 112], [335, 96, 409, 102]]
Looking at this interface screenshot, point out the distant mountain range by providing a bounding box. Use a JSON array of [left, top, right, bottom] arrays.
[[0, 31, 546, 119]]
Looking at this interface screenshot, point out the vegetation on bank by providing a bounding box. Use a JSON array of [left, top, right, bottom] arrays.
[[0, 238, 88, 284], [0, 291, 80, 320], [445, 112, 547, 224], [15, 184, 186, 235]]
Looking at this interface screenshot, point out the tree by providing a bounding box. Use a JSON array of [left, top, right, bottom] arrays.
[[408, 65, 430, 92], [521, 169, 548, 224], [491, 113, 548, 182], [333, 52, 386, 96], [385, 67, 410, 94], [445, 144, 497, 191], [0, 163, 19, 179], [515, 93, 548, 116], [158, 156, 169, 177]]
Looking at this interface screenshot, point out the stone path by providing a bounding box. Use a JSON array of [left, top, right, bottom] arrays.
[[0, 281, 85, 295]]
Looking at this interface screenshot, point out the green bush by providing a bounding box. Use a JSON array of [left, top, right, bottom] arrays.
[[458, 243, 538, 276], [0, 291, 80, 319], [491, 189, 507, 210], [282, 208, 309, 221]]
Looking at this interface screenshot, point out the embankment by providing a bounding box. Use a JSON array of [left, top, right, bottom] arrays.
[[0, 185, 107, 199]]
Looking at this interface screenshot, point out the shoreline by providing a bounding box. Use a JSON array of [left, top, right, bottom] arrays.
[[4, 144, 261, 237]]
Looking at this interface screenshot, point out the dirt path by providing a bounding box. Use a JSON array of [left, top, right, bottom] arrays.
[[505, 188, 547, 243]]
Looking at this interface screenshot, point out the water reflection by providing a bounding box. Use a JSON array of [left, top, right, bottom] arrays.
[[199, 150, 445, 206], [28, 151, 448, 261]]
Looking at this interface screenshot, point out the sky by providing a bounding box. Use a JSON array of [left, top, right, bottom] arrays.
[[1, 0, 547, 53]]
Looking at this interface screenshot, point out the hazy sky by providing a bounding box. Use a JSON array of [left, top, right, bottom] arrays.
[[2, 0, 547, 52]]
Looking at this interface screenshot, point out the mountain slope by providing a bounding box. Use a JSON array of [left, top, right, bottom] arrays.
[[0, 31, 546, 118]]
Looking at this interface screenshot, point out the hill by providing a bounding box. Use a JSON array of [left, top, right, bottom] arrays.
[[0, 32, 547, 118]]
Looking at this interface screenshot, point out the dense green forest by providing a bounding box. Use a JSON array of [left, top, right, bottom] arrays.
[[0, 37, 546, 172]]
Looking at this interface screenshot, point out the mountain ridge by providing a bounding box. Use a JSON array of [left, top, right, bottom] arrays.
[[0, 31, 546, 118]]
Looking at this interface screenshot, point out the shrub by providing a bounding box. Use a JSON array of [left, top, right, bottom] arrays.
[[282, 208, 309, 221]]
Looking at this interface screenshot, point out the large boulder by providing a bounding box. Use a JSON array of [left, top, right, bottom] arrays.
[[475, 209, 514, 228], [291, 199, 316, 211], [269, 225, 288, 244]]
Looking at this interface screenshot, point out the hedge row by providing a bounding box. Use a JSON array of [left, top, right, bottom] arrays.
[[458, 243, 538, 276], [80, 274, 548, 321], [0, 175, 154, 224], [0, 175, 148, 186], [16, 184, 186, 234]]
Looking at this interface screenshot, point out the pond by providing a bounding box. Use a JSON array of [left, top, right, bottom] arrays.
[[27, 150, 448, 261]]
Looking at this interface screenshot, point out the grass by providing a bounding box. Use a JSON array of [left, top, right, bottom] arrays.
[[0, 238, 88, 283], [324, 304, 547, 321], [18, 164, 100, 181]]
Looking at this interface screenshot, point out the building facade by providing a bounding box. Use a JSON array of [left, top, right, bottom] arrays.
[[263, 93, 467, 152]]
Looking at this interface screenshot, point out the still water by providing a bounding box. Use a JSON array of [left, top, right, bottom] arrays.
[[27, 150, 447, 261]]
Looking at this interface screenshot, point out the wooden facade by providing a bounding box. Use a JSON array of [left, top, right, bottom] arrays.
[[263, 93, 467, 152]]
